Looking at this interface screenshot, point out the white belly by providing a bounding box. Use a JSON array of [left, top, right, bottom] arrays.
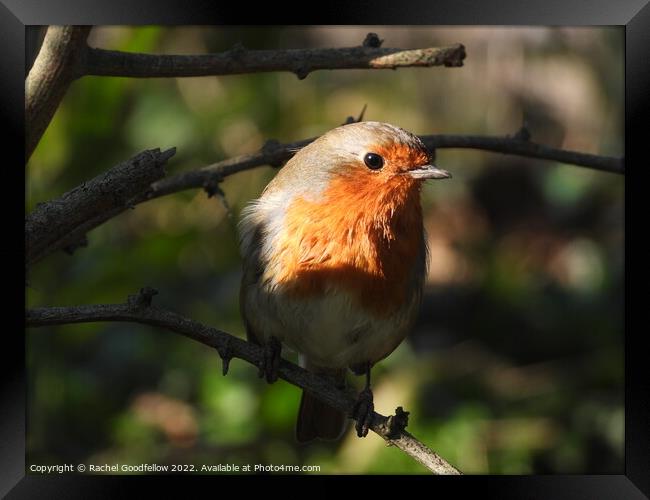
[[243, 282, 418, 370]]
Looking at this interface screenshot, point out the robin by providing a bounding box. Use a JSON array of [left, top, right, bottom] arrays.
[[239, 121, 450, 442]]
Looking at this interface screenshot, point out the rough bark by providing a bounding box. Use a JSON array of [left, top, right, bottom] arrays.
[[25, 148, 175, 266]]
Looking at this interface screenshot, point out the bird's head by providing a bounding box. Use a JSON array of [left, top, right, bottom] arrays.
[[266, 121, 451, 203]]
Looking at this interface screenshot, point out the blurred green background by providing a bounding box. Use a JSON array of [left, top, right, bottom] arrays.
[[26, 26, 624, 474]]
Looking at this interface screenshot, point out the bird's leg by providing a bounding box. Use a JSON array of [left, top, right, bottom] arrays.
[[352, 362, 374, 438], [258, 336, 281, 383]]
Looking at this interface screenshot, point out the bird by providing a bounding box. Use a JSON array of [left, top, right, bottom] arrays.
[[238, 121, 450, 442]]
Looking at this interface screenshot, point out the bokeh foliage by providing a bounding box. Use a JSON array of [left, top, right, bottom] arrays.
[[26, 26, 623, 474]]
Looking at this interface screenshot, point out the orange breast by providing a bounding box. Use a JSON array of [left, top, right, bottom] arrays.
[[269, 168, 424, 316]]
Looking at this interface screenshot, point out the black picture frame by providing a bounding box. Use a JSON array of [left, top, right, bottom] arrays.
[[5, 1, 648, 497]]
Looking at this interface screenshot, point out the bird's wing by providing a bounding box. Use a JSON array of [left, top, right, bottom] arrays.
[[239, 223, 265, 346]]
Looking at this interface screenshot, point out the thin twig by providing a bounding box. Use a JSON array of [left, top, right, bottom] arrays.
[[25, 148, 176, 267], [26, 288, 461, 475], [423, 128, 624, 175], [83, 43, 466, 80], [25, 26, 91, 162]]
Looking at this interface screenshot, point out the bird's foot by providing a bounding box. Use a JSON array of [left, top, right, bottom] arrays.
[[353, 387, 374, 438], [258, 336, 281, 383]]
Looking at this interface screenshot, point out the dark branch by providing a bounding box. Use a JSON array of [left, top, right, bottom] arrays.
[[83, 43, 466, 79], [25, 26, 91, 162], [423, 128, 624, 175], [25, 148, 176, 267], [26, 289, 461, 475], [147, 137, 314, 200], [146, 128, 622, 204]]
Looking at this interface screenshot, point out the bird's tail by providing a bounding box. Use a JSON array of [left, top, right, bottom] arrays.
[[296, 361, 347, 443]]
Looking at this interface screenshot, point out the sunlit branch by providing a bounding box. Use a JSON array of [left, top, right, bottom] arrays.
[[83, 42, 466, 79]]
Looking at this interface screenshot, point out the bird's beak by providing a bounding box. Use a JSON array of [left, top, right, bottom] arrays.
[[407, 164, 452, 180]]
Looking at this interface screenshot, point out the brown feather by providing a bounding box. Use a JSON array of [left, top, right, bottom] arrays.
[[296, 363, 347, 442]]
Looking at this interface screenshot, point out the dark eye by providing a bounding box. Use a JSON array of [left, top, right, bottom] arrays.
[[364, 152, 384, 170]]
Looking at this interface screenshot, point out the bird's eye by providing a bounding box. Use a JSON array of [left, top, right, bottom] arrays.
[[364, 152, 384, 170]]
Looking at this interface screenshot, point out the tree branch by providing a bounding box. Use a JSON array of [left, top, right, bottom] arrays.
[[423, 127, 624, 175], [25, 148, 176, 267], [25, 26, 91, 162], [26, 288, 461, 475], [25, 29, 464, 162], [146, 126, 622, 205], [83, 43, 466, 80]]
